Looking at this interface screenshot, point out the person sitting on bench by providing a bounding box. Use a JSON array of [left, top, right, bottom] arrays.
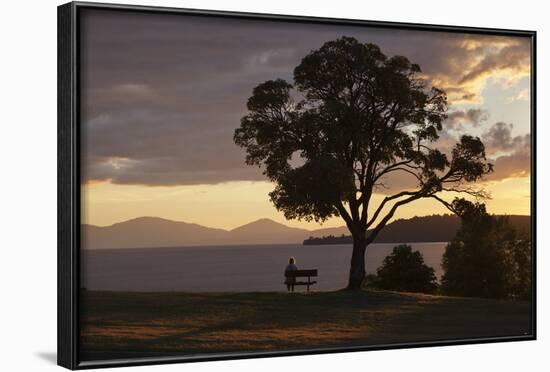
[[284, 256, 298, 292]]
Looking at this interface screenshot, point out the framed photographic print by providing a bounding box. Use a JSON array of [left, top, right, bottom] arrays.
[[58, 1, 536, 369]]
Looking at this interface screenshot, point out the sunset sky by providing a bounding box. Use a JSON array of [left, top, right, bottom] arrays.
[[80, 9, 532, 230]]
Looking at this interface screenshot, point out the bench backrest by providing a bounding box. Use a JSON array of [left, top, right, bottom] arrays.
[[287, 269, 318, 277]]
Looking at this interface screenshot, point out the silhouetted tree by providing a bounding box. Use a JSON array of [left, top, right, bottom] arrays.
[[441, 200, 531, 299], [374, 244, 437, 293], [234, 37, 492, 289]]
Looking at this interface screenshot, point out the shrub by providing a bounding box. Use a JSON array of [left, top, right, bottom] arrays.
[[375, 244, 438, 294]]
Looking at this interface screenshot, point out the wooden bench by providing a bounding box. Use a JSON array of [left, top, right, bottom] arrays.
[[286, 269, 318, 292]]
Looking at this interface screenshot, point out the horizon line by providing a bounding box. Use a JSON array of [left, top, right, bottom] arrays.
[[81, 213, 530, 231]]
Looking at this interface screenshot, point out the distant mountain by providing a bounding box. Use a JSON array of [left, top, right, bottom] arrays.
[[81, 214, 531, 250], [228, 218, 310, 244], [303, 214, 531, 245], [82, 217, 312, 249], [81, 217, 228, 249]]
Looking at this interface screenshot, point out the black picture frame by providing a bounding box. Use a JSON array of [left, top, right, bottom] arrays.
[[58, 1, 537, 369]]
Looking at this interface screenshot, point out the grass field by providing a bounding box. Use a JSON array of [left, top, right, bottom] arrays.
[[80, 290, 531, 361]]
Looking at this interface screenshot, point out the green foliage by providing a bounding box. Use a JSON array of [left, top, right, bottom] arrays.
[[374, 244, 438, 294], [441, 203, 531, 299]]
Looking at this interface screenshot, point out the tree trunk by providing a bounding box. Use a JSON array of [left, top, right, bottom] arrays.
[[347, 231, 367, 290]]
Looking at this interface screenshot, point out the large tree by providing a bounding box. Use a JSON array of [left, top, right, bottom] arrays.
[[234, 37, 492, 289]]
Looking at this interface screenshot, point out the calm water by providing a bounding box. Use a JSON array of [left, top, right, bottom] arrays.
[[81, 242, 447, 292]]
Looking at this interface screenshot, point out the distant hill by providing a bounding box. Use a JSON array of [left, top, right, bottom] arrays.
[[81, 214, 530, 249], [82, 217, 316, 249], [303, 214, 531, 245], [81, 217, 229, 249], [228, 218, 310, 244]]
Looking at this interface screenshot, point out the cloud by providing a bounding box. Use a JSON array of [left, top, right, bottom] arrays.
[[488, 149, 530, 181], [445, 108, 489, 128], [482, 122, 527, 153], [79, 9, 531, 187], [487, 141, 530, 181], [507, 88, 530, 103], [481, 122, 530, 180], [423, 36, 531, 105], [458, 43, 530, 85], [81, 109, 265, 186]]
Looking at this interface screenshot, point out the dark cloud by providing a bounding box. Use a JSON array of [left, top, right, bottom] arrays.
[[482, 122, 528, 153], [81, 109, 266, 185], [445, 108, 489, 128], [80, 9, 531, 187], [488, 149, 530, 181], [482, 122, 531, 180]]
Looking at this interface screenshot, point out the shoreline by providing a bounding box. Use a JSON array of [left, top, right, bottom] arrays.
[[82, 241, 450, 251]]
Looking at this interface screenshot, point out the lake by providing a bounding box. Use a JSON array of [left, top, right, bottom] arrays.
[[81, 242, 447, 292]]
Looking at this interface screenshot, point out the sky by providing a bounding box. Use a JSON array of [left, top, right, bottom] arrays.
[[79, 9, 532, 230]]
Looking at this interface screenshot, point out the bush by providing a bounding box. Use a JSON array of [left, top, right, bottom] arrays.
[[374, 244, 438, 294], [441, 202, 531, 299]]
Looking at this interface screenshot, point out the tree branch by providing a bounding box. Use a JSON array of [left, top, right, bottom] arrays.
[[366, 190, 419, 228], [429, 194, 456, 214], [373, 158, 416, 183], [366, 192, 425, 244], [335, 201, 354, 231]]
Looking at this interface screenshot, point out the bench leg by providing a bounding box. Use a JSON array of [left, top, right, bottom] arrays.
[[307, 276, 310, 292]]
